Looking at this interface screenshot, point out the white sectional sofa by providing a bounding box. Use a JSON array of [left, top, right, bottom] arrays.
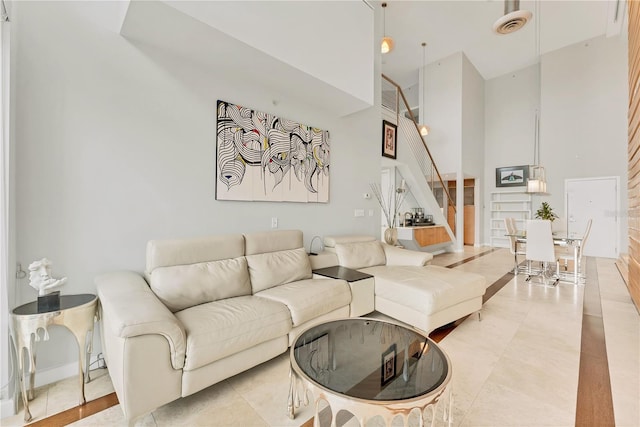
[[96, 230, 352, 425], [322, 235, 487, 333], [96, 230, 487, 424]]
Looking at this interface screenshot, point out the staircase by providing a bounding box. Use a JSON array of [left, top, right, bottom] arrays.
[[381, 74, 457, 249]]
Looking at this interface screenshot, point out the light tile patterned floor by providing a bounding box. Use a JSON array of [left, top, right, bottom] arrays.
[[1, 248, 638, 426]]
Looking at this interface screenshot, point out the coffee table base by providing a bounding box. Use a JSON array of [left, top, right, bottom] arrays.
[[288, 366, 453, 427]]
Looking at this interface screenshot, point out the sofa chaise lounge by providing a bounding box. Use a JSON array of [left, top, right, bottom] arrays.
[[322, 235, 487, 333]]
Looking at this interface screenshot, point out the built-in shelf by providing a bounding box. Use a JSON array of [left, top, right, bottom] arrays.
[[489, 190, 531, 248]]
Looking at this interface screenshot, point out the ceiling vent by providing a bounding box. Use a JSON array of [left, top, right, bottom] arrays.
[[493, 0, 532, 34]]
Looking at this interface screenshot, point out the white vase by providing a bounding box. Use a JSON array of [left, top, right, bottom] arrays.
[[384, 227, 398, 246]]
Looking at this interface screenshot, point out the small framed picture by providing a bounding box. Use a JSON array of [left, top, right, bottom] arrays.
[[496, 165, 529, 187], [381, 344, 396, 386], [382, 120, 397, 159]]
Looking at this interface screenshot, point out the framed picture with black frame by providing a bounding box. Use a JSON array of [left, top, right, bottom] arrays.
[[496, 165, 529, 187], [381, 343, 397, 386], [382, 120, 397, 159]]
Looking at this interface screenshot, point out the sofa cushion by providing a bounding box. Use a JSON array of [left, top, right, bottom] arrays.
[[246, 248, 312, 293], [244, 230, 303, 255], [175, 295, 292, 371], [146, 234, 245, 273], [334, 241, 387, 270], [360, 265, 486, 315], [149, 257, 251, 312], [255, 278, 351, 326], [323, 235, 376, 249]]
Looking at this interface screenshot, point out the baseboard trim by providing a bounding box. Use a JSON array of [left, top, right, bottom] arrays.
[[34, 361, 78, 388], [0, 396, 16, 418]]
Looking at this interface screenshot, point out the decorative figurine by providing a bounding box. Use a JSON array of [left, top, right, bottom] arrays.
[[28, 258, 67, 296]]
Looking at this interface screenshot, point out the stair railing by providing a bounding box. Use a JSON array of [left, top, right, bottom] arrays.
[[381, 73, 457, 232]]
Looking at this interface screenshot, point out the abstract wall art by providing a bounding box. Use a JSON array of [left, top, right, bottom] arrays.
[[215, 100, 330, 203]]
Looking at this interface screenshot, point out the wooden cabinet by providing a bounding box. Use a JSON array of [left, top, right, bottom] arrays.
[[414, 226, 451, 247], [464, 205, 475, 245]]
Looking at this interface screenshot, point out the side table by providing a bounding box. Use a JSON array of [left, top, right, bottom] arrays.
[[10, 293, 99, 422], [312, 266, 374, 317]]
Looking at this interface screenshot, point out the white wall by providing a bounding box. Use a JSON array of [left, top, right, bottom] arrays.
[[10, 1, 381, 375], [166, 0, 374, 107], [541, 34, 629, 249], [461, 54, 485, 244], [483, 34, 628, 247], [423, 52, 462, 176]]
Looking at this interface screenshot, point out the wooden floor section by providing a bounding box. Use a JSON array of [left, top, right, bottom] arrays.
[[26, 392, 118, 427], [25, 252, 615, 427], [575, 260, 615, 426]]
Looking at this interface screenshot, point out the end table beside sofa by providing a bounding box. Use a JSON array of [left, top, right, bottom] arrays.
[[95, 230, 486, 425]]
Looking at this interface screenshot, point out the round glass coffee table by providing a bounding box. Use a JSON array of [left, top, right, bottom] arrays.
[[288, 318, 452, 426]]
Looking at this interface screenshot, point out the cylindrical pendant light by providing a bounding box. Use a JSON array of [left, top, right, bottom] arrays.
[[418, 42, 430, 136], [381, 3, 394, 54]]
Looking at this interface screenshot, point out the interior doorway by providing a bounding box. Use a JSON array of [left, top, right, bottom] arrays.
[[565, 177, 619, 258]]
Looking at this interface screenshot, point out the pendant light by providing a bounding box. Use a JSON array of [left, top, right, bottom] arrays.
[[527, 0, 547, 194], [381, 3, 394, 54], [418, 42, 430, 136]]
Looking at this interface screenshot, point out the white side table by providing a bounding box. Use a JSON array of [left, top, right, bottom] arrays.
[[10, 293, 98, 422], [312, 266, 374, 317]]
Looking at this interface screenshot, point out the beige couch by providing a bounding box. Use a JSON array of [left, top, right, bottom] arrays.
[[96, 230, 352, 424], [322, 235, 487, 333]]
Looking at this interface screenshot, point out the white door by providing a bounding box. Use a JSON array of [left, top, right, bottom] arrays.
[[565, 177, 618, 258]]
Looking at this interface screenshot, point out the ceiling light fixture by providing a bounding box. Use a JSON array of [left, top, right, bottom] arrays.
[[493, 0, 532, 35], [418, 42, 430, 137], [381, 3, 394, 54]]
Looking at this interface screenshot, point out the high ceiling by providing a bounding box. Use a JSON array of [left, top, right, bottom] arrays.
[[380, 0, 625, 88]]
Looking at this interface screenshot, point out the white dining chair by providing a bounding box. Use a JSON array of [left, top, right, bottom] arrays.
[[504, 217, 525, 274], [557, 219, 592, 278], [525, 219, 560, 286]]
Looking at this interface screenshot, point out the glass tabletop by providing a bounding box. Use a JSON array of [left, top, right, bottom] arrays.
[[291, 318, 449, 402], [12, 294, 96, 316]]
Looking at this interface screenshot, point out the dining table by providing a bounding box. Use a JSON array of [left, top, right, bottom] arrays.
[[506, 232, 585, 284]]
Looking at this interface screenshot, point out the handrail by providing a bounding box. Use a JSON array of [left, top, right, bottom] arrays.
[[381, 73, 457, 219]]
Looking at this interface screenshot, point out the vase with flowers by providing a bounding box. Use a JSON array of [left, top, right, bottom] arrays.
[[370, 180, 407, 245]]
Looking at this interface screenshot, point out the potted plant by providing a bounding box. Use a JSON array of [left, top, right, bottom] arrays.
[[535, 202, 559, 222]]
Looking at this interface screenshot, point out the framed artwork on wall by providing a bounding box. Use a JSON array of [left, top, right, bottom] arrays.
[[496, 165, 529, 187], [215, 100, 330, 203], [382, 120, 397, 159]]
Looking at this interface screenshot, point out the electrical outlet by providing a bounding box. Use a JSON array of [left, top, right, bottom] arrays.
[[271, 217, 278, 228], [368, 209, 374, 216], [354, 209, 365, 217]]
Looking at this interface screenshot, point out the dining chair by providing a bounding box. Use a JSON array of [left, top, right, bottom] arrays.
[[525, 219, 559, 286], [557, 219, 592, 277], [504, 217, 525, 274]]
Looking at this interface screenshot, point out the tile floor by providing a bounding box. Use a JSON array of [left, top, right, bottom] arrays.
[[1, 248, 638, 426]]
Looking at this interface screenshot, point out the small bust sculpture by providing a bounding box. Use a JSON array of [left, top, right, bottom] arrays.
[[28, 258, 67, 296]]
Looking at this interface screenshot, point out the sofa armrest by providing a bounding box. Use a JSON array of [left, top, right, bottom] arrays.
[[96, 271, 186, 370], [382, 244, 433, 266]]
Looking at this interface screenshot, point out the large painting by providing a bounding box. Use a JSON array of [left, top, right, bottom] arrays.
[[216, 100, 330, 203]]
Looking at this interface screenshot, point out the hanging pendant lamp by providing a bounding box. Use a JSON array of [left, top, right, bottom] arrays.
[[381, 3, 394, 54], [526, 0, 547, 194], [418, 42, 430, 136]]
